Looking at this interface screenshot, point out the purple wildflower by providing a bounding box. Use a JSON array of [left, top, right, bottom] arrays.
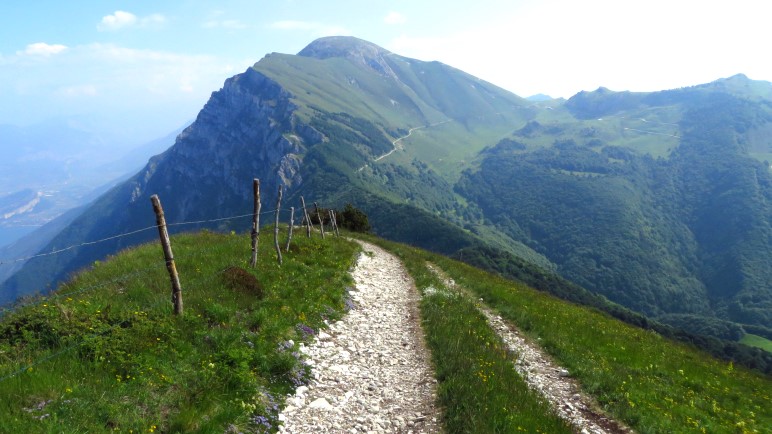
[[296, 323, 315, 339]]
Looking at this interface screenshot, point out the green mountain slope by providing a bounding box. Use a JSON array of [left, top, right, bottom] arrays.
[[457, 83, 772, 336], [3, 36, 771, 348], [1, 36, 543, 305]]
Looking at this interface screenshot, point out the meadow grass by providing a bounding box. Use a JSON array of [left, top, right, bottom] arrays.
[[410, 248, 772, 434], [358, 234, 572, 433], [0, 230, 358, 433], [741, 334, 772, 353], [358, 236, 772, 433]]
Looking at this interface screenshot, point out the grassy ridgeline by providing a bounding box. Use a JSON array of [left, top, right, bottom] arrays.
[[2, 229, 770, 433], [0, 231, 358, 433], [360, 235, 771, 434]]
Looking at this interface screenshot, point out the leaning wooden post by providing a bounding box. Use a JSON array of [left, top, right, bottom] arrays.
[[250, 179, 261, 268], [285, 206, 295, 252], [274, 186, 283, 265], [150, 194, 183, 316], [314, 202, 325, 239], [328, 209, 339, 237], [300, 196, 313, 238], [331, 210, 341, 237]]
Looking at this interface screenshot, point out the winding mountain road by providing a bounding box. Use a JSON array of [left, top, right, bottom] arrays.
[[356, 120, 451, 172]]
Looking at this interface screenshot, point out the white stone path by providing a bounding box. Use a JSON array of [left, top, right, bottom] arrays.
[[278, 241, 440, 433]]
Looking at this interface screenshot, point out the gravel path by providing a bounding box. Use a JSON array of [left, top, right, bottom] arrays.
[[278, 241, 441, 433], [427, 264, 632, 434]]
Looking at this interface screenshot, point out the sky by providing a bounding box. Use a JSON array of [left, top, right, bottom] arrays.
[[1, 0, 770, 145]]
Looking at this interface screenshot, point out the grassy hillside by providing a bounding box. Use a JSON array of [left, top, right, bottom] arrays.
[[1, 229, 770, 433], [361, 235, 772, 434], [742, 334, 772, 353], [0, 231, 357, 432]]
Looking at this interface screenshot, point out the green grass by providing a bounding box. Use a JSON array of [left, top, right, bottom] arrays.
[[358, 234, 572, 433], [0, 230, 358, 433], [359, 235, 772, 434], [741, 334, 772, 353], [423, 255, 771, 433], [5, 228, 770, 433]]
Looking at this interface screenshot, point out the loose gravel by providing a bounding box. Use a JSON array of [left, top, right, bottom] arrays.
[[278, 241, 441, 433]]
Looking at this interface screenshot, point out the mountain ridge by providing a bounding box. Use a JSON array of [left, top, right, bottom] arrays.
[[3, 36, 771, 346]]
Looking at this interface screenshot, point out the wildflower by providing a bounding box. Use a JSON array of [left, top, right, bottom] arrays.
[[296, 323, 315, 339]]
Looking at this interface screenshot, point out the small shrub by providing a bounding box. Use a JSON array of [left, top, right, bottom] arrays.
[[337, 203, 371, 233], [222, 267, 264, 299]]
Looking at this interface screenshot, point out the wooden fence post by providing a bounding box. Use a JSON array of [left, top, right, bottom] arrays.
[[328, 209, 339, 237], [250, 179, 261, 268], [150, 194, 183, 316], [285, 206, 294, 252], [314, 202, 325, 239], [301, 196, 313, 238], [274, 186, 283, 265], [331, 209, 341, 237]]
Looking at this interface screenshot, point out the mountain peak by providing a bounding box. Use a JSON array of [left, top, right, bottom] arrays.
[[298, 36, 391, 60], [298, 36, 397, 78]]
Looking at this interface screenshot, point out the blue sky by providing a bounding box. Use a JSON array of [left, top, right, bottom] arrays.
[[1, 0, 770, 145]]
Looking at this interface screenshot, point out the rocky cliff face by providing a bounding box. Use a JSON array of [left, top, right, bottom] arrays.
[[2, 66, 322, 300], [127, 67, 322, 220]]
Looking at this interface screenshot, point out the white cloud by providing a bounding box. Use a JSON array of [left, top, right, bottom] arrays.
[[141, 13, 167, 27], [20, 42, 68, 56], [269, 20, 349, 36], [98, 11, 166, 31], [98, 10, 137, 31], [0, 42, 253, 137], [384, 12, 406, 25], [203, 19, 248, 30]]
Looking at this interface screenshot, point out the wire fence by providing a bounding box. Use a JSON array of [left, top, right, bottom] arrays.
[[0, 192, 342, 385]]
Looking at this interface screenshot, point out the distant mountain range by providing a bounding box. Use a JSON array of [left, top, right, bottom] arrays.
[[3, 36, 771, 344]]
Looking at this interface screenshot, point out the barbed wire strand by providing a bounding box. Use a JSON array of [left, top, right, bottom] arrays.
[[0, 207, 295, 266], [0, 199, 331, 383], [0, 225, 159, 265], [166, 212, 255, 228]]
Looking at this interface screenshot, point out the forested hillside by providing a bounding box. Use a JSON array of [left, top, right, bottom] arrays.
[[3, 37, 771, 351], [458, 84, 772, 337]]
